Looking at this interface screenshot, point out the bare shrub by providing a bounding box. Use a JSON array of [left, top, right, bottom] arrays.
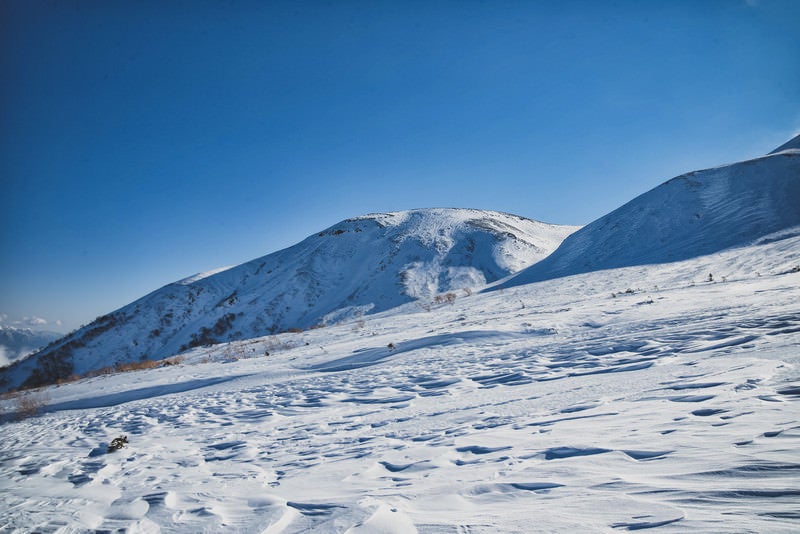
[[56, 374, 82, 386], [84, 355, 184, 378], [434, 292, 457, 305], [612, 288, 639, 298], [223, 344, 244, 362], [114, 359, 160, 373], [186, 313, 237, 349], [85, 365, 115, 378], [15, 391, 49, 420], [22, 351, 74, 389]]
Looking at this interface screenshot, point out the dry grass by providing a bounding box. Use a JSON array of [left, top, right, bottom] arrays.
[[114, 359, 161, 373], [81, 355, 187, 380], [433, 292, 457, 305], [13, 391, 49, 420], [5, 354, 189, 400]]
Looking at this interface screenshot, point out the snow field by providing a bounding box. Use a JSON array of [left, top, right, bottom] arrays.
[[1, 235, 799, 532]]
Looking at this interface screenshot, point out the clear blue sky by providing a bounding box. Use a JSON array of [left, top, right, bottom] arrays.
[[1, 0, 798, 332]]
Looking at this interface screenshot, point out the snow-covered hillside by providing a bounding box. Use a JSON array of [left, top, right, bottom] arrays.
[[2, 209, 577, 390], [1, 137, 799, 531], [502, 135, 800, 288], [0, 326, 61, 368], [769, 132, 800, 153], [1, 232, 798, 532]]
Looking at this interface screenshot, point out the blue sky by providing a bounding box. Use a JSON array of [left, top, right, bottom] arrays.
[[1, 0, 798, 332]]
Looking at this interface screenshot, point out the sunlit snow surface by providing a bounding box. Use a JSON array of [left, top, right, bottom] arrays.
[[1, 209, 578, 388], [1, 235, 799, 533]]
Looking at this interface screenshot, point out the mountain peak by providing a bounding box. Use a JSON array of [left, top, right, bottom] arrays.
[[2, 208, 577, 390]]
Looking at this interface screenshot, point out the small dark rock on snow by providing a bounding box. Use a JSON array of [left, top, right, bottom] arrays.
[[108, 435, 129, 453]]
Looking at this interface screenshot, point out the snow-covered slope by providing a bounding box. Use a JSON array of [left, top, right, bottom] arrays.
[[502, 136, 800, 288], [2, 209, 577, 390], [1, 139, 799, 532], [1, 233, 798, 532], [769, 132, 800, 153], [0, 327, 61, 368]]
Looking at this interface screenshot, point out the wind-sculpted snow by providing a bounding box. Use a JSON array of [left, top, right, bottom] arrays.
[[1, 234, 799, 532], [503, 145, 800, 288], [2, 209, 576, 390]]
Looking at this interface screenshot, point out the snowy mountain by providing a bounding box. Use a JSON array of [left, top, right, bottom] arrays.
[[2, 209, 577, 390], [0, 326, 61, 368], [501, 135, 800, 288], [1, 138, 799, 532], [769, 132, 800, 153], [1, 226, 798, 532]]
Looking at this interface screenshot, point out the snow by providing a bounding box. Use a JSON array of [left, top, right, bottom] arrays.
[[502, 148, 800, 288], [1, 139, 798, 531], [769, 133, 800, 154], [0, 209, 577, 390], [175, 266, 236, 285], [1, 233, 798, 532]]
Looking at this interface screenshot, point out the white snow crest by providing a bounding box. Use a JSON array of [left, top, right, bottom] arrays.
[[176, 266, 235, 285]]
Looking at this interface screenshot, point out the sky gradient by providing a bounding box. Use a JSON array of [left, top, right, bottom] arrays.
[[2, 0, 799, 332]]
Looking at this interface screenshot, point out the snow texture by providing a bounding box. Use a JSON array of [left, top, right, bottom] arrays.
[[1, 234, 798, 532], [0, 136, 798, 532]]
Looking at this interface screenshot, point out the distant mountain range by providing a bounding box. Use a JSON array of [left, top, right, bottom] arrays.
[[0, 326, 61, 368]]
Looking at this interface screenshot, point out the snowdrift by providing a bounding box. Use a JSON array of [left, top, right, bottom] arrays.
[[502, 136, 800, 288], [2, 209, 576, 390]]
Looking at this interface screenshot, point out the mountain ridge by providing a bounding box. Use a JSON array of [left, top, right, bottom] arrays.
[[768, 132, 800, 154], [1, 208, 577, 390], [500, 139, 800, 289], [4, 136, 798, 392]]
